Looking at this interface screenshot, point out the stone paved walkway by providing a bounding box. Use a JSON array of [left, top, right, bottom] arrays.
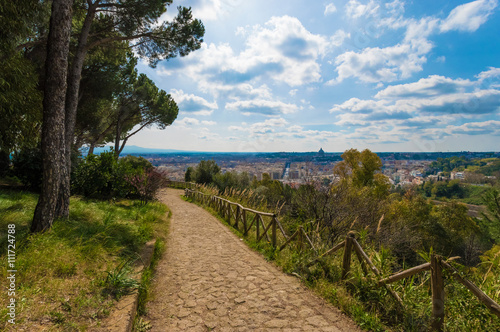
[[145, 188, 362, 331]]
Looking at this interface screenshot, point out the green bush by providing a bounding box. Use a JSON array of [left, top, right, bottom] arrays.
[[72, 151, 153, 199]]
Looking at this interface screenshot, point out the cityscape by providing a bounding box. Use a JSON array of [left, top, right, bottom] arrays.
[[140, 149, 500, 186]]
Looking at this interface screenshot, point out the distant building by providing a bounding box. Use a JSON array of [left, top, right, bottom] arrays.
[[451, 172, 464, 180], [318, 148, 325, 157]]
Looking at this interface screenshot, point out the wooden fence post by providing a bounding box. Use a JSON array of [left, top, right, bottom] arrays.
[[431, 254, 444, 332], [297, 226, 303, 251], [242, 209, 247, 234], [256, 214, 260, 242], [342, 232, 355, 280], [235, 205, 240, 229], [271, 215, 277, 248]]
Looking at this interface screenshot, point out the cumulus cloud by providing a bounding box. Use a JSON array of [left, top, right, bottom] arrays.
[[170, 89, 218, 115], [176, 117, 201, 126], [160, 15, 348, 92], [375, 75, 473, 99], [345, 0, 379, 19], [324, 3, 337, 15], [331, 71, 500, 136], [440, 0, 498, 32], [230, 119, 338, 143], [446, 120, 500, 136], [476, 67, 500, 82], [332, 1, 496, 84], [189, 0, 245, 21], [225, 99, 299, 115], [332, 43, 428, 83]]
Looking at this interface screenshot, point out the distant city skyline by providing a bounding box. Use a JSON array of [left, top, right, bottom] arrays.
[[130, 0, 500, 152]]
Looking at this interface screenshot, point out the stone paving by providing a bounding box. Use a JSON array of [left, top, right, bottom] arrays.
[[145, 188, 362, 331]]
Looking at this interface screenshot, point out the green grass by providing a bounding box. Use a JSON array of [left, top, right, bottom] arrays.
[[0, 188, 169, 331]]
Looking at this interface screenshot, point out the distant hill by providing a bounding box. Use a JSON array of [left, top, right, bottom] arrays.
[[88, 145, 196, 155]]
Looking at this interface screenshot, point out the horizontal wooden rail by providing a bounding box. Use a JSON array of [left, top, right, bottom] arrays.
[[378, 263, 431, 286], [440, 260, 500, 318]]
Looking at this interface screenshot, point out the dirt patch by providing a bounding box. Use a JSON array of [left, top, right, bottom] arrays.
[[145, 188, 362, 331]]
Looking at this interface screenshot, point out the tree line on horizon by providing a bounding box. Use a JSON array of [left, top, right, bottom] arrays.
[[0, 0, 205, 232]]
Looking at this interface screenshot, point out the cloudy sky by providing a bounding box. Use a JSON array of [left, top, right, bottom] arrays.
[[133, 0, 500, 152]]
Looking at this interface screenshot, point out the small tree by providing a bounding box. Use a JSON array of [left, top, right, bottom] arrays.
[[193, 160, 220, 184], [126, 168, 168, 204], [184, 166, 194, 182]]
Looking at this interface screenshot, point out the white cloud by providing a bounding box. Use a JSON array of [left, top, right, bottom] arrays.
[[330, 71, 500, 140], [324, 3, 337, 15], [176, 117, 200, 126], [225, 99, 299, 115], [476, 67, 500, 82], [446, 120, 500, 136], [330, 30, 351, 46], [440, 0, 498, 32], [375, 75, 473, 99], [160, 16, 347, 91], [201, 120, 217, 125], [332, 1, 496, 84], [345, 0, 379, 19], [332, 43, 428, 83], [170, 89, 218, 115]]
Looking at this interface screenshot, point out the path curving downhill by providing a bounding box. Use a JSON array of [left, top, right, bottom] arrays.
[[145, 188, 362, 331]]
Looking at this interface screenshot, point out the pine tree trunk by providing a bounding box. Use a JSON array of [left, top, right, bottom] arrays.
[[57, 5, 96, 218], [32, 0, 73, 232], [88, 143, 95, 155]]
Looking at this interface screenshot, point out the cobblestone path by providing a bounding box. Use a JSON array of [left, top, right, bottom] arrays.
[[145, 188, 362, 331]]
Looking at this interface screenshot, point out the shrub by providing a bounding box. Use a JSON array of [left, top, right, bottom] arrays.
[[125, 168, 168, 204], [72, 151, 155, 199]]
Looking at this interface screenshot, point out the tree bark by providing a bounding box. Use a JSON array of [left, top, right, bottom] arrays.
[[88, 143, 95, 155], [32, 0, 73, 232], [57, 3, 96, 218]]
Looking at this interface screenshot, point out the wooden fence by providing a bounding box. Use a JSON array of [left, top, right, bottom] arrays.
[[185, 188, 284, 247], [167, 181, 197, 190], [182, 188, 500, 331]]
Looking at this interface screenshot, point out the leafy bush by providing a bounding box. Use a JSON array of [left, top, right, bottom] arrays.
[[72, 151, 156, 199]]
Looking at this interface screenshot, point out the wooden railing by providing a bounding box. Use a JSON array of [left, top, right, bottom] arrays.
[[167, 181, 197, 189], [182, 188, 500, 331], [185, 188, 284, 247]]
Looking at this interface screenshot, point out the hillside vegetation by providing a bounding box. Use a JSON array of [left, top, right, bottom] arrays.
[[186, 149, 500, 331]]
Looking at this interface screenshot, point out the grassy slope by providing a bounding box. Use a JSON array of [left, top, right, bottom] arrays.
[[0, 189, 169, 331]]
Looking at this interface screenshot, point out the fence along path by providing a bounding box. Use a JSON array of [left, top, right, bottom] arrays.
[[182, 185, 500, 331], [145, 188, 362, 331]]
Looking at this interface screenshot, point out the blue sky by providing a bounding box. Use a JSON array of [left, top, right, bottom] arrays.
[[133, 0, 500, 152]]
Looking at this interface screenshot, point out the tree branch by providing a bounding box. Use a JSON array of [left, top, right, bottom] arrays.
[[125, 121, 154, 140], [86, 32, 153, 50]]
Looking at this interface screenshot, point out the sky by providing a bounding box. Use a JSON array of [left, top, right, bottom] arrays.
[[132, 0, 500, 153]]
